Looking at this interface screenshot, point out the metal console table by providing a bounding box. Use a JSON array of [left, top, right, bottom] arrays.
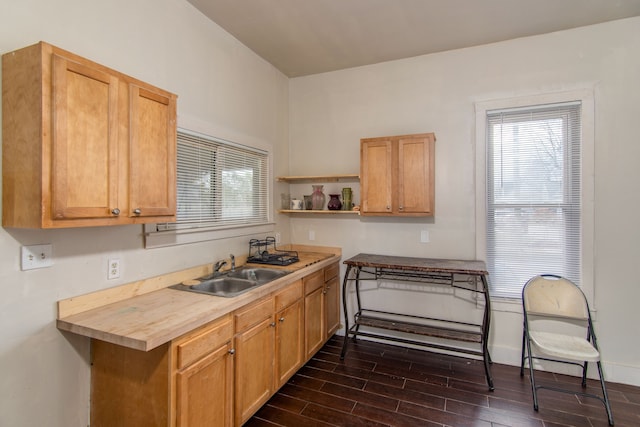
[[340, 253, 494, 391]]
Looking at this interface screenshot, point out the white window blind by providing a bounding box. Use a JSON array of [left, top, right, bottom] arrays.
[[157, 130, 269, 231], [486, 102, 581, 299]]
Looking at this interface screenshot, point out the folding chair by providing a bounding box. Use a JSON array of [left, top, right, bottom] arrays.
[[520, 274, 614, 426]]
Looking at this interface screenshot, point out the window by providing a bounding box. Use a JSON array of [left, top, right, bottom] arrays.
[[475, 91, 594, 304], [144, 129, 273, 247]]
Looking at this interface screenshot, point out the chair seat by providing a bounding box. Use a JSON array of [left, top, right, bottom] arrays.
[[529, 331, 600, 362]]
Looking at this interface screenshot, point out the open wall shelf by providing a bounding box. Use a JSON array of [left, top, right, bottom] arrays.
[[277, 209, 359, 215], [277, 174, 360, 215], [277, 174, 359, 183]]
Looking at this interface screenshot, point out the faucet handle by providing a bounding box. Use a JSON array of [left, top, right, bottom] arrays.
[[214, 259, 228, 273]]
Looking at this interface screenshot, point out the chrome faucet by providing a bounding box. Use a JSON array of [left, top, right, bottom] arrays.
[[213, 259, 228, 275], [230, 254, 236, 272]]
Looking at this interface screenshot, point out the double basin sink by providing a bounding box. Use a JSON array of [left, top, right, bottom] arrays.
[[170, 267, 291, 298]]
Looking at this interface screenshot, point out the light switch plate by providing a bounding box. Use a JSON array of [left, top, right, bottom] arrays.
[[21, 244, 53, 270]]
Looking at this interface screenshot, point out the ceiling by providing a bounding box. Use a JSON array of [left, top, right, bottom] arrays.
[[187, 0, 640, 77]]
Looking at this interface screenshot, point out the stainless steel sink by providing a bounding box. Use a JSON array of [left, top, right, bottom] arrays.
[[227, 267, 289, 283], [169, 267, 291, 298], [189, 277, 259, 297]]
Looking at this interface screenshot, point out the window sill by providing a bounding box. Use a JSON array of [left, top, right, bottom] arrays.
[[143, 223, 275, 248], [490, 297, 523, 314]]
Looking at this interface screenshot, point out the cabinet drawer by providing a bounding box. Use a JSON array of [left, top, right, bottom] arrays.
[[176, 315, 233, 370], [235, 297, 274, 332], [275, 280, 302, 312], [303, 269, 324, 295], [324, 262, 339, 282]]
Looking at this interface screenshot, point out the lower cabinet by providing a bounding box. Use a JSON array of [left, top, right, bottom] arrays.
[[305, 262, 341, 358], [90, 264, 339, 427], [304, 269, 326, 358], [324, 262, 341, 338], [234, 280, 305, 424], [174, 316, 235, 427], [233, 297, 276, 425], [90, 314, 234, 427], [275, 280, 304, 388]]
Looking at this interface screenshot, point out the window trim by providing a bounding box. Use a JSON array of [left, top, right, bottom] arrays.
[[474, 89, 595, 311], [144, 125, 275, 248]]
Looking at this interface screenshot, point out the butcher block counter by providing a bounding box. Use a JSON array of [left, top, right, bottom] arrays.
[[56, 245, 340, 351]]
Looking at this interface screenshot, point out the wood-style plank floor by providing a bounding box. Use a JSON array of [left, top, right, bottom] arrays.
[[247, 335, 640, 427]]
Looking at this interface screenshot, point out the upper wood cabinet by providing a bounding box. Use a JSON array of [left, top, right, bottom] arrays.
[[2, 41, 177, 228], [360, 133, 435, 216]]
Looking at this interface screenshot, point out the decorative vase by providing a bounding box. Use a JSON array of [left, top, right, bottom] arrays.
[[311, 185, 325, 210], [341, 187, 352, 211], [327, 194, 342, 210], [303, 195, 313, 210]]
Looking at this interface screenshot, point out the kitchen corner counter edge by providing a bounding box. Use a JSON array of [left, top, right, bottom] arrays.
[[56, 245, 341, 352]]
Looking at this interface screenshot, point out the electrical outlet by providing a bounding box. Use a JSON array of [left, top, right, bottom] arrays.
[[420, 230, 430, 243], [108, 258, 121, 280], [308, 230, 316, 241], [21, 244, 53, 270], [275, 232, 281, 244]]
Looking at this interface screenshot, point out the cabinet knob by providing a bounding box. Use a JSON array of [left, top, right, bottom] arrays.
[[111, 208, 120, 216], [133, 208, 142, 215], [279, 317, 285, 322], [270, 322, 276, 327], [228, 348, 235, 355], [386, 206, 391, 210], [399, 206, 404, 210]]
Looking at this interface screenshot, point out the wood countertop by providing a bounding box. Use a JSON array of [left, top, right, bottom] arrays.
[[57, 247, 340, 351]]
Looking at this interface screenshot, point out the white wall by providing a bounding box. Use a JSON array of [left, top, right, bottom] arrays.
[[0, 1, 290, 426], [288, 17, 640, 385]]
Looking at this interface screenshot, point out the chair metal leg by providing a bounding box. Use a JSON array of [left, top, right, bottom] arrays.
[[596, 361, 615, 426], [520, 328, 527, 377], [525, 338, 539, 411], [581, 361, 589, 387]]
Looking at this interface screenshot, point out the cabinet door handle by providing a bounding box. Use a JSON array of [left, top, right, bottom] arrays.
[[228, 348, 235, 355], [133, 208, 142, 215], [111, 208, 120, 216], [279, 317, 285, 322]]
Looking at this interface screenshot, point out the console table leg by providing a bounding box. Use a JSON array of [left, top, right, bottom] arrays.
[[481, 274, 494, 391], [340, 265, 353, 359]]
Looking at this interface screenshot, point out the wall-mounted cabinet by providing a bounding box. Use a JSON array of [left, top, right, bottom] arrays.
[[360, 133, 435, 217], [2, 41, 177, 228], [276, 174, 360, 215]]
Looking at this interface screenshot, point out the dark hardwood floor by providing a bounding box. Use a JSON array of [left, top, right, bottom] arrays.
[[247, 335, 640, 427]]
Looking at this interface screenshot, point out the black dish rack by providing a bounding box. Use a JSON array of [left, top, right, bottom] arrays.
[[246, 237, 299, 266]]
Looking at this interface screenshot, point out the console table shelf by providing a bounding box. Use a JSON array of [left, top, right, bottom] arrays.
[[340, 253, 494, 390]]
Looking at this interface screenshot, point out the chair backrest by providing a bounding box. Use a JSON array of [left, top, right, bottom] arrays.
[[523, 275, 589, 320]]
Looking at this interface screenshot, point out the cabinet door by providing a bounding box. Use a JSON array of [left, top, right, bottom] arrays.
[[51, 54, 120, 220], [128, 84, 176, 219], [275, 299, 304, 388], [176, 342, 233, 427], [324, 276, 340, 338], [360, 139, 393, 214], [235, 317, 275, 425], [305, 285, 325, 359], [398, 136, 434, 215]]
